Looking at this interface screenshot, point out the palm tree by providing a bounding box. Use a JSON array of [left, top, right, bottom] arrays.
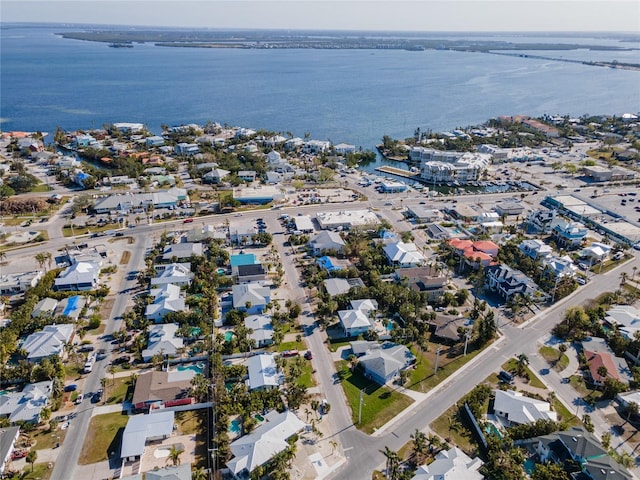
[[516, 353, 529, 375], [35, 252, 51, 271], [166, 444, 182, 466], [379, 446, 400, 480], [626, 401, 638, 422], [191, 467, 207, 480], [597, 365, 609, 381], [620, 271, 629, 286], [0, 251, 6, 264], [410, 429, 428, 464]]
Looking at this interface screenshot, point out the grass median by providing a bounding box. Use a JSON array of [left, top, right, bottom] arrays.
[[79, 411, 129, 464]]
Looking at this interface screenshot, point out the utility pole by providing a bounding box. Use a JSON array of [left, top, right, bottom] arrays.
[[434, 346, 442, 375], [358, 389, 364, 424]]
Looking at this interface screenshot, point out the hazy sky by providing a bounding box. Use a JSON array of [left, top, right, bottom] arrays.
[[2, 0, 639, 32]]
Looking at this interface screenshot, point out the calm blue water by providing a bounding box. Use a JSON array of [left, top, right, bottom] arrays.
[[229, 418, 241, 434], [177, 363, 204, 374], [2, 24, 639, 150]]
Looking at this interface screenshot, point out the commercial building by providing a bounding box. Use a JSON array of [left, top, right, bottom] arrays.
[[316, 210, 380, 230]]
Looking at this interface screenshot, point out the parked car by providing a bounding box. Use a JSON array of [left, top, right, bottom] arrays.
[[11, 450, 27, 460], [183, 218, 194, 223], [281, 350, 299, 358], [78, 344, 94, 353], [304, 351, 313, 360], [112, 355, 131, 365], [64, 384, 78, 392], [92, 389, 103, 403]]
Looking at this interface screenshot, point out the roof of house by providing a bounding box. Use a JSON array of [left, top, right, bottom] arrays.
[[22, 324, 74, 360], [338, 309, 372, 331], [226, 410, 306, 475], [245, 314, 274, 345], [0, 426, 20, 467], [121, 411, 175, 459], [0, 381, 52, 423], [247, 354, 281, 390], [350, 340, 381, 356], [232, 284, 270, 309], [145, 283, 185, 319], [383, 242, 425, 266], [237, 264, 266, 277], [582, 454, 634, 480], [350, 299, 378, 313], [584, 350, 621, 382], [323, 277, 365, 296], [54, 261, 99, 287], [31, 297, 58, 317], [556, 426, 607, 460], [310, 231, 345, 250], [493, 389, 557, 424], [144, 464, 193, 480], [141, 323, 184, 359], [131, 369, 196, 407], [359, 343, 415, 382], [411, 446, 484, 480], [150, 263, 193, 286], [162, 242, 203, 260]]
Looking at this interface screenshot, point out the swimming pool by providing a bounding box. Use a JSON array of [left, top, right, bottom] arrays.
[[255, 414, 265, 422], [177, 363, 204, 375], [523, 458, 536, 475], [217, 268, 226, 275], [224, 331, 234, 342], [485, 423, 503, 438], [386, 322, 395, 331], [229, 418, 241, 434]]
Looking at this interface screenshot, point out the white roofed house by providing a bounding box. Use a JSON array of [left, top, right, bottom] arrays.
[[121, 411, 175, 462], [338, 309, 373, 337], [543, 255, 578, 279], [203, 168, 230, 184], [247, 354, 281, 391], [31, 297, 58, 318], [162, 242, 203, 262], [519, 239, 553, 260], [232, 284, 271, 315], [245, 314, 274, 348], [333, 143, 356, 155], [358, 342, 415, 385], [150, 263, 193, 287], [145, 284, 186, 323], [383, 242, 426, 268], [605, 305, 640, 340], [0, 381, 53, 424], [0, 426, 20, 475], [580, 242, 612, 264], [493, 389, 557, 426], [226, 410, 305, 478], [22, 324, 74, 362], [309, 231, 345, 256], [0, 270, 43, 295], [141, 323, 184, 362], [54, 261, 100, 291], [411, 446, 484, 480]]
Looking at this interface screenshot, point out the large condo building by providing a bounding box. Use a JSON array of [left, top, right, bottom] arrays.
[[409, 147, 490, 184]]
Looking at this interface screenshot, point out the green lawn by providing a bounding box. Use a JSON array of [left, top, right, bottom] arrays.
[[62, 222, 120, 237], [32, 427, 66, 450], [31, 183, 52, 192], [297, 361, 316, 388], [569, 374, 603, 403], [502, 359, 546, 389], [539, 346, 570, 371], [430, 404, 477, 455], [335, 361, 413, 434], [22, 462, 52, 480], [79, 412, 129, 464], [553, 399, 581, 428], [327, 339, 352, 352], [104, 376, 134, 405], [277, 340, 306, 352]]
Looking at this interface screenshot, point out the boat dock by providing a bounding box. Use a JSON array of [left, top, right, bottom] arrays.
[[375, 165, 421, 179]]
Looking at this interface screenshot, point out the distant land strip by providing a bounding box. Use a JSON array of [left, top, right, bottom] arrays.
[[58, 30, 640, 70]]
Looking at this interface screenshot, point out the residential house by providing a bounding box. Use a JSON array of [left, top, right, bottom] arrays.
[[581, 337, 632, 386], [150, 263, 193, 287], [519, 239, 553, 260], [405, 205, 443, 223], [448, 239, 498, 268], [350, 299, 378, 315], [229, 226, 258, 246], [605, 305, 640, 340], [0, 382, 52, 423], [543, 255, 578, 279], [145, 136, 165, 147], [0, 270, 43, 295], [121, 411, 175, 462], [245, 314, 274, 348], [383, 242, 425, 268], [493, 389, 557, 425], [22, 324, 74, 362], [411, 446, 484, 480], [247, 354, 281, 391], [203, 168, 230, 184], [232, 284, 271, 314], [131, 369, 196, 412], [0, 426, 20, 476], [226, 410, 306, 478], [394, 266, 449, 302], [162, 243, 203, 262], [237, 264, 268, 284], [338, 309, 373, 337], [552, 220, 588, 249], [580, 242, 612, 264], [333, 143, 356, 155], [485, 264, 548, 302], [309, 231, 345, 256], [323, 277, 365, 297], [175, 143, 200, 155], [527, 209, 558, 233], [237, 170, 257, 182], [145, 284, 186, 322], [303, 140, 330, 154], [532, 426, 632, 480], [123, 464, 192, 480], [317, 256, 351, 273], [430, 315, 472, 343], [357, 342, 416, 385], [54, 295, 87, 321], [494, 202, 524, 216], [141, 323, 184, 362], [293, 215, 314, 233], [54, 261, 101, 291], [31, 297, 59, 318]]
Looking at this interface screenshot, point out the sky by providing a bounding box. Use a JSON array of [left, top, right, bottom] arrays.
[[2, 0, 639, 32]]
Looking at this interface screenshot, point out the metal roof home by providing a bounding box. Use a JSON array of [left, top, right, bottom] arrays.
[[0, 426, 20, 475], [226, 410, 305, 477], [0, 381, 52, 423], [162, 243, 203, 261], [54, 261, 100, 291], [357, 342, 415, 385], [232, 284, 270, 314], [383, 241, 425, 268], [493, 389, 557, 425], [150, 263, 193, 287], [411, 446, 483, 480], [141, 323, 183, 362], [338, 309, 372, 337], [323, 277, 365, 297], [310, 231, 345, 255], [121, 411, 175, 461], [247, 354, 281, 391], [31, 297, 58, 318], [245, 314, 274, 348], [145, 284, 186, 322], [22, 324, 74, 362]]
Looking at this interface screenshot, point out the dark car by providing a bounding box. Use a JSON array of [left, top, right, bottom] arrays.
[[91, 390, 103, 403], [112, 355, 131, 365], [64, 384, 78, 392], [115, 232, 124, 237], [304, 351, 313, 360]]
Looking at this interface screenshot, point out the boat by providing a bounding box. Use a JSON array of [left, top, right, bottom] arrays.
[[109, 43, 133, 48]]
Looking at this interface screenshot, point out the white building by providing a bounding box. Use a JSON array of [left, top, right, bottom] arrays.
[[22, 324, 74, 362], [0, 271, 43, 295], [410, 147, 490, 184], [121, 411, 175, 462], [141, 323, 183, 362], [54, 261, 100, 291], [493, 389, 557, 425], [316, 210, 380, 230], [150, 263, 193, 287], [247, 354, 281, 391], [411, 446, 484, 480], [383, 242, 425, 268], [145, 284, 186, 322], [245, 314, 274, 348]]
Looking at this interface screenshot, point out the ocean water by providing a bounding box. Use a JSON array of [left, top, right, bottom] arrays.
[[1, 24, 639, 149]]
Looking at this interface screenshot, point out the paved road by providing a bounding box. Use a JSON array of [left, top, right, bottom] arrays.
[[49, 234, 150, 480], [328, 254, 640, 480]]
